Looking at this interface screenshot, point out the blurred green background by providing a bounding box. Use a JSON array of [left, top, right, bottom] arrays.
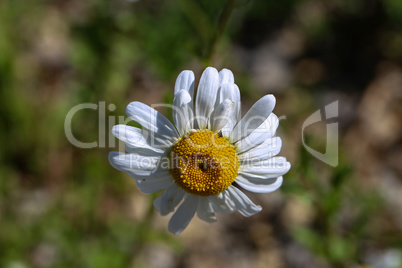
[[1, 0, 402, 267]]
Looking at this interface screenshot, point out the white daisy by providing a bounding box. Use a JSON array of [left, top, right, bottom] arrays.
[[109, 67, 291, 235]]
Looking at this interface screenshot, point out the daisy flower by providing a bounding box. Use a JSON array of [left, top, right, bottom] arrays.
[[109, 67, 291, 235]]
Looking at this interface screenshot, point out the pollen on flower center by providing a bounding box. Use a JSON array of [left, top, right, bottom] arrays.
[[169, 130, 239, 196]]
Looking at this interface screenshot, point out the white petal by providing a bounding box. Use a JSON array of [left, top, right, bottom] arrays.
[[238, 137, 282, 162], [227, 186, 262, 217], [126, 101, 178, 138], [173, 90, 192, 135], [211, 99, 233, 132], [109, 152, 173, 193], [209, 191, 236, 214], [174, 71, 195, 130], [136, 178, 173, 194], [196, 197, 217, 223], [124, 144, 165, 157], [219, 68, 234, 85], [240, 157, 291, 179], [235, 130, 268, 154], [112, 125, 172, 153], [153, 184, 186, 216], [236, 175, 283, 193], [195, 67, 219, 129], [268, 113, 279, 136], [216, 84, 241, 138], [235, 113, 279, 153], [218, 83, 240, 110], [174, 70, 195, 98], [109, 152, 170, 180], [168, 194, 199, 235], [109, 152, 158, 175], [231, 95, 276, 142]]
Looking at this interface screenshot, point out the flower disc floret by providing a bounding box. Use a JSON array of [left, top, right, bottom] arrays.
[[169, 130, 239, 196]]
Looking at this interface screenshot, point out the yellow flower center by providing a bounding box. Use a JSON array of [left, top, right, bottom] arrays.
[[169, 130, 239, 196]]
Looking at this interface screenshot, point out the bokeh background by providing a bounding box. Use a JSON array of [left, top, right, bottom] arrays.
[[1, 0, 402, 267]]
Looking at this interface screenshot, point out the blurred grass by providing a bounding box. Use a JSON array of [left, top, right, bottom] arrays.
[[1, 0, 402, 267], [285, 140, 381, 267]]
